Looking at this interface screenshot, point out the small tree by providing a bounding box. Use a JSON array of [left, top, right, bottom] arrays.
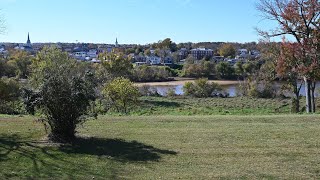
[[103, 77, 139, 114], [25, 46, 96, 142], [234, 62, 244, 79], [216, 61, 234, 79]]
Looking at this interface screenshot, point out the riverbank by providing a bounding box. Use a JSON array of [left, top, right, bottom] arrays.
[[135, 77, 240, 87]]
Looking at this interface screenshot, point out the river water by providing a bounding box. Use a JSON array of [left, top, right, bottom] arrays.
[[150, 83, 320, 97]]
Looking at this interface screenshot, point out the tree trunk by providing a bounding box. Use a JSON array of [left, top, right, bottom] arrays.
[[292, 81, 302, 113], [311, 81, 316, 113], [304, 77, 312, 113]]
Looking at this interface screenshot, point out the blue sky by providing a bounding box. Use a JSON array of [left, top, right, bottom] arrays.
[[0, 0, 273, 44]]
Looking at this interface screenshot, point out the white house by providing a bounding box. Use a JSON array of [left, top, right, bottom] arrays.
[[146, 55, 161, 65], [73, 52, 87, 61], [237, 49, 249, 58], [87, 49, 98, 58]]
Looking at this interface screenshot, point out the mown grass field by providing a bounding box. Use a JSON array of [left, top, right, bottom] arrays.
[[1, 115, 320, 179]]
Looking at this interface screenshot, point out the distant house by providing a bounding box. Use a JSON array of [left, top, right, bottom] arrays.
[[87, 49, 98, 58], [236, 49, 261, 59], [0, 44, 8, 57], [162, 56, 173, 65], [190, 48, 213, 60], [211, 56, 224, 63], [226, 59, 238, 66], [249, 50, 261, 59], [178, 48, 189, 60], [73, 51, 87, 60], [131, 54, 147, 63], [146, 55, 161, 65]]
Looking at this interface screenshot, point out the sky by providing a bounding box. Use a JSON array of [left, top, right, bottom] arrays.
[[0, 0, 276, 44]]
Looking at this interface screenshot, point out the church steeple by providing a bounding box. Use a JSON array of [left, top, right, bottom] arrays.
[[26, 32, 31, 46], [115, 38, 119, 48]]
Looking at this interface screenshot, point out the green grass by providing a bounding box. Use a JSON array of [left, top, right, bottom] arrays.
[[2, 115, 320, 179], [120, 96, 307, 115]]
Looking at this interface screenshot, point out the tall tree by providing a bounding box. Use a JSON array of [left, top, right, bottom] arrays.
[[257, 0, 320, 113]]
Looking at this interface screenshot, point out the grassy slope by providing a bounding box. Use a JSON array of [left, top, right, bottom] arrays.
[[124, 96, 296, 115], [1, 115, 320, 179]]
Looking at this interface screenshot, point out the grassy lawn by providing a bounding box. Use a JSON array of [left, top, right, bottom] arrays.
[[120, 96, 320, 115], [1, 115, 320, 179]]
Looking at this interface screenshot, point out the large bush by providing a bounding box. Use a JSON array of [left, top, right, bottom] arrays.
[[183, 78, 223, 98], [25, 46, 96, 142]]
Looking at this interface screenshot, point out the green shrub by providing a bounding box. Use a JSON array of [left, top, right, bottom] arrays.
[[166, 88, 177, 97], [216, 61, 235, 79], [139, 85, 162, 97], [0, 78, 21, 114], [24, 47, 96, 142], [247, 80, 276, 98], [183, 78, 222, 98], [103, 77, 140, 114], [132, 65, 171, 82], [181, 60, 215, 78]]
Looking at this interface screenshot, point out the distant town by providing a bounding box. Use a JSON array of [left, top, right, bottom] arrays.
[[0, 33, 261, 66]]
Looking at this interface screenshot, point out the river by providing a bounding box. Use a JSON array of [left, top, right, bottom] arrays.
[[145, 82, 320, 97]]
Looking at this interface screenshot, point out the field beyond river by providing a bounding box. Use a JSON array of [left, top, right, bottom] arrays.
[[135, 78, 240, 86]]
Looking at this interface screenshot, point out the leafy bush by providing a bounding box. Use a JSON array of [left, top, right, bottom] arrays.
[[139, 85, 162, 97], [132, 65, 171, 82], [24, 47, 96, 142], [181, 60, 215, 78], [183, 78, 222, 98], [0, 77, 21, 114], [246, 80, 277, 98], [216, 61, 235, 79], [166, 88, 177, 97], [103, 77, 140, 113]]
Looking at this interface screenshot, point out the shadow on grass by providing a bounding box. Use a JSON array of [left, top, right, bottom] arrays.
[[0, 134, 177, 178], [59, 137, 177, 162]]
